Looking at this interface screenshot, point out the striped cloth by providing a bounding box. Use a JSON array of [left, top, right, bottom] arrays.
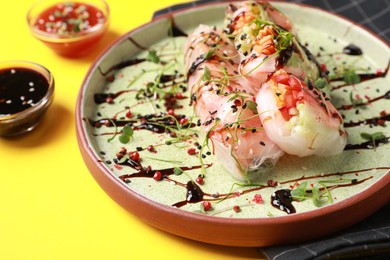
[[153, 1, 390, 259]]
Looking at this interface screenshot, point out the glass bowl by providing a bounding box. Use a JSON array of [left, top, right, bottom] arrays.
[[0, 60, 55, 136], [26, 0, 109, 57]]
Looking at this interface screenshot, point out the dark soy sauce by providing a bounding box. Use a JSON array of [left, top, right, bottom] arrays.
[[0, 68, 48, 116]]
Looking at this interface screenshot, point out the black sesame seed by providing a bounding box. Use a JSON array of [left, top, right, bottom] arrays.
[[259, 141, 266, 146], [136, 147, 143, 151]]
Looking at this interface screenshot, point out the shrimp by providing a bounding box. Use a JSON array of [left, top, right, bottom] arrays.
[[224, 1, 293, 37], [256, 70, 347, 157], [185, 25, 284, 180], [234, 22, 329, 95]]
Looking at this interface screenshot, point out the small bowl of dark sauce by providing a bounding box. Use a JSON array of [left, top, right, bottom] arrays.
[[0, 61, 54, 136], [26, 0, 109, 57]]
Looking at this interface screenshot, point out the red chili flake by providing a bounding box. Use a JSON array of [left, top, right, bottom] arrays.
[[320, 63, 327, 72], [116, 152, 123, 159], [104, 120, 111, 127], [120, 147, 127, 154], [146, 165, 152, 172], [355, 173, 359, 176], [167, 109, 175, 116], [130, 151, 140, 161], [252, 194, 263, 204], [364, 95, 371, 101], [179, 118, 188, 125], [376, 69, 383, 76], [125, 110, 133, 118], [380, 110, 387, 117], [187, 147, 196, 155], [175, 93, 184, 99], [227, 86, 233, 92], [147, 145, 154, 152], [202, 201, 212, 211], [378, 119, 385, 126], [106, 97, 114, 103], [252, 96, 256, 102], [234, 191, 241, 197], [106, 75, 115, 82], [114, 164, 123, 170], [169, 132, 177, 137], [234, 99, 242, 107], [153, 171, 162, 181], [233, 205, 241, 213], [196, 176, 204, 185], [310, 183, 314, 188], [267, 180, 277, 187]]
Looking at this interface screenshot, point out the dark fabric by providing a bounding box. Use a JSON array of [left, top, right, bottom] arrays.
[[261, 203, 390, 260], [153, 0, 390, 43], [152, 1, 390, 259]]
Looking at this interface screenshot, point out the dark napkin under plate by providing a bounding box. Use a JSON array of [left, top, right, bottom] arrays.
[[152, 0, 390, 259]]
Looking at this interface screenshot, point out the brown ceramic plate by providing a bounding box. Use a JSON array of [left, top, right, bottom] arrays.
[[76, 1, 390, 247]]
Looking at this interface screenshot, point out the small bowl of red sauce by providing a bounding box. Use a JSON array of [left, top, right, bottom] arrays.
[[27, 0, 109, 57], [0, 61, 54, 136]]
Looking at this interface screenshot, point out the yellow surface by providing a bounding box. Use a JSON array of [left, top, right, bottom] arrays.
[[0, 1, 264, 259]]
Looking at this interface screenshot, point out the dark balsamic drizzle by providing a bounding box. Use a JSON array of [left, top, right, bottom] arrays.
[[98, 59, 146, 76], [337, 90, 390, 110], [331, 59, 390, 90], [271, 189, 295, 214], [94, 90, 137, 104], [344, 113, 390, 128], [343, 44, 363, 56], [168, 16, 188, 37], [89, 113, 196, 133], [127, 37, 148, 50], [344, 137, 389, 150]]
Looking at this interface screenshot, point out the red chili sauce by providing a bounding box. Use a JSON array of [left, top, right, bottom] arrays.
[[32, 2, 107, 56]]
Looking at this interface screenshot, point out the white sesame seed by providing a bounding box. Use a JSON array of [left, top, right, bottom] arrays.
[[10, 69, 16, 74], [29, 88, 35, 92], [29, 82, 34, 87], [49, 15, 55, 21], [6, 100, 12, 104], [20, 96, 25, 101]]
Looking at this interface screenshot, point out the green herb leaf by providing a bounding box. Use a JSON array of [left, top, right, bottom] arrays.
[[349, 91, 363, 106], [122, 125, 133, 136], [315, 78, 327, 89], [244, 100, 258, 114], [343, 70, 361, 84], [203, 49, 214, 60], [147, 49, 160, 64], [361, 131, 385, 141], [118, 134, 130, 144], [291, 182, 308, 201], [312, 187, 322, 207], [202, 66, 211, 81], [173, 167, 183, 176]]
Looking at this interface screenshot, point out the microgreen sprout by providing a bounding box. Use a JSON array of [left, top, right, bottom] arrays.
[[361, 131, 386, 150], [146, 49, 160, 64], [118, 125, 134, 144]]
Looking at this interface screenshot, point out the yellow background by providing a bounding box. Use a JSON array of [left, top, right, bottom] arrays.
[[0, 0, 263, 259]]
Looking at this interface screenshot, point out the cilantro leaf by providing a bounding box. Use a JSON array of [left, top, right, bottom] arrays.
[[147, 49, 160, 64], [202, 66, 211, 81]]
